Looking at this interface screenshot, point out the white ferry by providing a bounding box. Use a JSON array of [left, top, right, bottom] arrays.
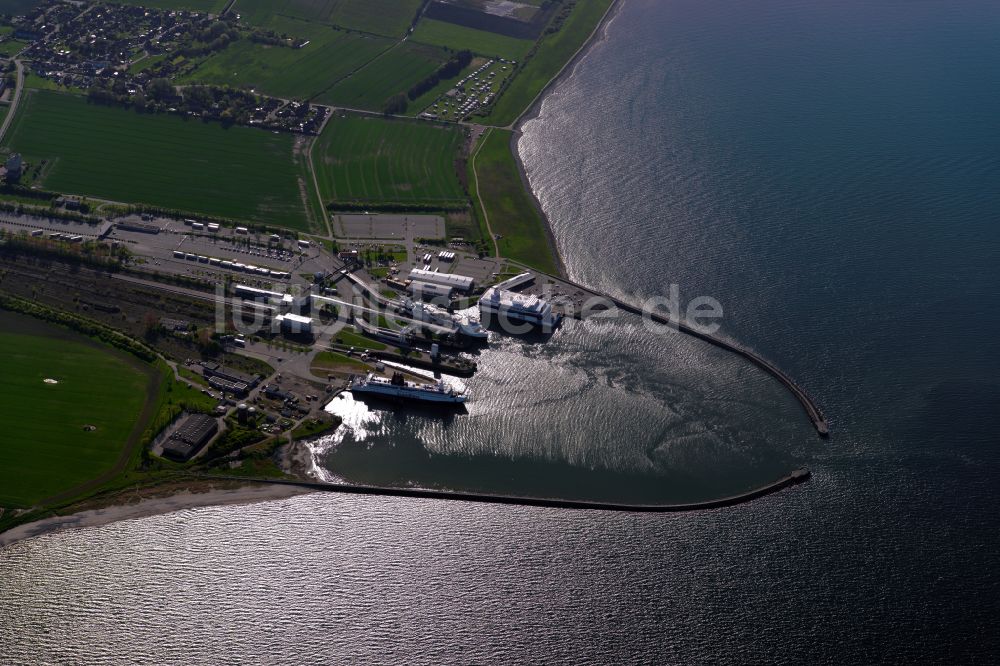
[[399, 300, 488, 341], [478, 286, 561, 328], [349, 372, 467, 404]]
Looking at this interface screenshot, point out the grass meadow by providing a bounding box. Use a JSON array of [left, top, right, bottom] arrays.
[[184, 21, 393, 100], [313, 113, 466, 206], [235, 0, 423, 38], [471, 128, 558, 273], [5, 91, 312, 229], [317, 41, 450, 110], [0, 327, 149, 507], [411, 18, 533, 61], [106, 0, 228, 11]]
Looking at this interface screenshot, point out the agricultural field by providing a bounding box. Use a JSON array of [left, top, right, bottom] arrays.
[[0, 320, 151, 507], [313, 113, 467, 206], [105, 0, 228, 11], [4, 91, 313, 230], [480, 0, 614, 125], [471, 128, 558, 273], [183, 21, 393, 100], [411, 18, 533, 60], [317, 41, 450, 110], [234, 0, 424, 38]]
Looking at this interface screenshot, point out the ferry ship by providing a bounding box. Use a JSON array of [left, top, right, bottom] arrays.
[[349, 372, 467, 404], [478, 286, 561, 328], [398, 300, 488, 341]]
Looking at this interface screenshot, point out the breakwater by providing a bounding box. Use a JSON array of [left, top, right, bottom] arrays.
[[537, 270, 830, 437], [204, 467, 810, 513]]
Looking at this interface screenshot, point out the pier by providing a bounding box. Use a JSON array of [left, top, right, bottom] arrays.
[[204, 467, 811, 513], [533, 271, 830, 437]]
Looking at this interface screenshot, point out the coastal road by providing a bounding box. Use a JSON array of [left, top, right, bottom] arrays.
[[0, 59, 25, 145], [471, 128, 501, 258]]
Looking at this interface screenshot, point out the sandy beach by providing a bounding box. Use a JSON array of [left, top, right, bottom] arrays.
[[0, 484, 313, 548]]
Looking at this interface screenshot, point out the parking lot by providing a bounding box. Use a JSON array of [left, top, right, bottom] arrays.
[[107, 219, 337, 286], [334, 213, 445, 240]]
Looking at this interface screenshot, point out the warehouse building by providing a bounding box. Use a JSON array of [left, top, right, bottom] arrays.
[[408, 268, 474, 292], [200, 362, 261, 396], [275, 313, 313, 335], [162, 413, 218, 461], [408, 280, 455, 300]]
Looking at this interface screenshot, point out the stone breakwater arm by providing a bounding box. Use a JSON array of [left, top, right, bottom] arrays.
[[547, 273, 830, 437], [202, 467, 811, 513]]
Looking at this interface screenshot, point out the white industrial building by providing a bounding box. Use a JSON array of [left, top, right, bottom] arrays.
[[408, 280, 455, 300], [275, 313, 312, 334], [408, 267, 474, 292]]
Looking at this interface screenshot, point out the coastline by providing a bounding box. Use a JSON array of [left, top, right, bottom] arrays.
[[508, 0, 625, 280], [0, 482, 313, 548]]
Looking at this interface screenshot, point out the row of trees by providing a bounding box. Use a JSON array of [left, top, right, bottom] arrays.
[[407, 50, 473, 101], [0, 293, 157, 362]]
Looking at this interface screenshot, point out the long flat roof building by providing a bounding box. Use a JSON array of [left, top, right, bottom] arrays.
[[275, 313, 312, 334], [162, 413, 218, 461], [408, 280, 454, 300], [408, 267, 474, 292]]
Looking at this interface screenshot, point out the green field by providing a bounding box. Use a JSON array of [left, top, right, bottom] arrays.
[[0, 38, 31, 57], [0, 324, 150, 507], [411, 18, 533, 60], [235, 0, 423, 38], [105, 0, 228, 11], [317, 41, 450, 110], [5, 91, 313, 230], [481, 0, 613, 126], [313, 113, 466, 205], [471, 128, 558, 273], [184, 21, 393, 100]]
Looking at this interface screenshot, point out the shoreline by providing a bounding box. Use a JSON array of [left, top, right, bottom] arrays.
[[508, 0, 624, 279], [0, 483, 313, 548]]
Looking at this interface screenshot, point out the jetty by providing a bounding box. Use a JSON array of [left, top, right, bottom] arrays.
[[205, 467, 811, 513], [530, 270, 830, 437]]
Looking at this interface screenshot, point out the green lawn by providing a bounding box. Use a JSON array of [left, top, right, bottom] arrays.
[[235, 0, 423, 38], [313, 113, 466, 206], [0, 328, 150, 507], [0, 38, 31, 57], [311, 350, 370, 374], [332, 326, 387, 351], [183, 21, 393, 100], [317, 41, 450, 110], [4, 90, 313, 230], [411, 19, 533, 60], [481, 0, 613, 126], [471, 128, 558, 273]]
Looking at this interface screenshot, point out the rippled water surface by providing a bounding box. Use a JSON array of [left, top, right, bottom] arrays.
[[3, 0, 1000, 661]]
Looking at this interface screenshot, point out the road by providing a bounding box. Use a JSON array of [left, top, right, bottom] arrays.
[[471, 127, 501, 258], [0, 59, 24, 145]]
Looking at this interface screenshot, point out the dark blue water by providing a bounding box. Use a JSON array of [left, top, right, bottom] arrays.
[[2, 0, 999, 662]]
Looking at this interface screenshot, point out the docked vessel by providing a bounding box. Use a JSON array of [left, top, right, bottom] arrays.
[[398, 300, 488, 341], [478, 286, 561, 328], [349, 372, 467, 404]]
